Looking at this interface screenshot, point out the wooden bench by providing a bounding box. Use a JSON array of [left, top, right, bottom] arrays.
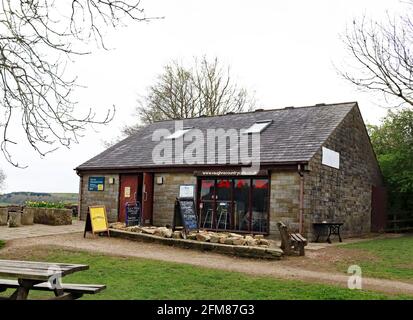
[[0, 279, 106, 300], [277, 221, 308, 256]]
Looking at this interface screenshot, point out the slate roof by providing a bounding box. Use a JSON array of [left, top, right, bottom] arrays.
[[76, 102, 357, 171]]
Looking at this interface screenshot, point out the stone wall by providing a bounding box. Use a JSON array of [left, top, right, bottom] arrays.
[[269, 171, 300, 238], [79, 173, 120, 222], [303, 106, 383, 240], [153, 173, 197, 227]]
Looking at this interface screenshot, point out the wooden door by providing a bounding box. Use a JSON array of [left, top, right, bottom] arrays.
[[141, 173, 154, 225], [119, 174, 139, 222], [371, 185, 387, 232]]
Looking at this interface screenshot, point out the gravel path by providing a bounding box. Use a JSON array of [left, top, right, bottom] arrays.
[[2, 232, 413, 296]]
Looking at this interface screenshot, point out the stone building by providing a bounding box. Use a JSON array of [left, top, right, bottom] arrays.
[[76, 102, 386, 240]]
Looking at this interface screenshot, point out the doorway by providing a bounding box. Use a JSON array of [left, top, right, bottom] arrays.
[[119, 174, 142, 222]]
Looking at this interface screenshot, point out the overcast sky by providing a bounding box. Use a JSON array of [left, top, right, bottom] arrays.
[[0, 0, 404, 193]]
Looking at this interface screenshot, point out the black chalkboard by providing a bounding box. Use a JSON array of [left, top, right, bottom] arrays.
[[173, 198, 198, 233], [126, 202, 141, 227]]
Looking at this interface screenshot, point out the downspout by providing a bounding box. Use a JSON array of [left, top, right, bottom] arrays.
[[77, 171, 83, 221], [298, 164, 305, 234]]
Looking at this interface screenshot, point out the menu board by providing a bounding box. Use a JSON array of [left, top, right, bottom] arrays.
[[173, 199, 198, 232], [126, 202, 141, 227]]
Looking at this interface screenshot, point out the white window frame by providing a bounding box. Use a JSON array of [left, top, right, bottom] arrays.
[[243, 120, 272, 134], [165, 128, 192, 140]]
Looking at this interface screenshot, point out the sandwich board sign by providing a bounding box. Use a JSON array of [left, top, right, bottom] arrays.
[[84, 205, 110, 237], [173, 184, 198, 237]]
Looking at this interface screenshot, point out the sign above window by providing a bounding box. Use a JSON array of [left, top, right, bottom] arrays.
[[322, 147, 340, 169]]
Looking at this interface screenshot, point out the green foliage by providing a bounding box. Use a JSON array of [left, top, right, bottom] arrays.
[[0, 249, 409, 300], [25, 201, 66, 209], [338, 236, 413, 280], [368, 109, 413, 211], [0, 240, 4, 250]]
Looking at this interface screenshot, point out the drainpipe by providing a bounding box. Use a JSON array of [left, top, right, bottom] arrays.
[[78, 172, 83, 221], [298, 164, 305, 234]]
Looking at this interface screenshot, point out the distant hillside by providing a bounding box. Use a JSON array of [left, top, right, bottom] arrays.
[[0, 192, 78, 206]]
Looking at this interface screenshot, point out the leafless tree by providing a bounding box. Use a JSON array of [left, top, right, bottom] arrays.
[[340, 1, 413, 108], [124, 56, 255, 134], [0, 0, 153, 167]]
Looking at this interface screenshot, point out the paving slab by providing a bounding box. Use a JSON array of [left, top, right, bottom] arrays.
[[0, 220, 84, 240]]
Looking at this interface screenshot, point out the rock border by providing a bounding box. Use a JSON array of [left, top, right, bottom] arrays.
[[107, 229, 283, 260]]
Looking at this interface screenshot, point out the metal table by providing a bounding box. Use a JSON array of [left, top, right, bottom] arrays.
[[0, 259, 90, 300], [313, 222, 344, 243]]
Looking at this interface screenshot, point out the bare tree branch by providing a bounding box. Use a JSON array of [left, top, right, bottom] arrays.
[[339, 1, 413, 108], [0, 0, 156, 167], [126, 56, 255, 133]]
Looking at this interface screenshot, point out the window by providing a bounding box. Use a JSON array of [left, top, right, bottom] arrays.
[[165, 127, 192, 139], [243, 120, 272, 134], [198, 177, 269, 233]]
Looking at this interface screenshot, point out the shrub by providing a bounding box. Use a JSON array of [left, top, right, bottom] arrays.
[[25, 201, 66, 209]]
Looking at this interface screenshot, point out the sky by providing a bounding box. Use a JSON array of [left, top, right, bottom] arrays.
[[0, 0, 405, 193]]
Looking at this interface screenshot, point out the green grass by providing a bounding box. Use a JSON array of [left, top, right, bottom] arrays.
[[0, 240, 4, 250], [338, 235, 413, 281], [0, 249, 410, 300]]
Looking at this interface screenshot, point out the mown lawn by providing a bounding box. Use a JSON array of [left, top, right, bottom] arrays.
[[337, 235, 413, 281], [0, 248, 410, 300], [0, 240, 4, 250]]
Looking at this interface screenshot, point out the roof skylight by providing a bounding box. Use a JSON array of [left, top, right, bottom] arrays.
[[165, 127, 192, 139], [243, 120, 272, 134]]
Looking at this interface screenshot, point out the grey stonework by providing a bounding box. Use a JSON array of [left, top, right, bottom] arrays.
[[302, 107, 383, 240], [79, 174, 120, 222], [153, 173, 197, 227]]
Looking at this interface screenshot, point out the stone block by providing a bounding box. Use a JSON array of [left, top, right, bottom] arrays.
[[21, 208, 34, 225], [0, 208, 8, 226], [8, 211, 21, 227], [32, 208, 72, 225]]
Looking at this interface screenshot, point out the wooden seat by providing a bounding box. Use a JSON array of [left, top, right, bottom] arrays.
[[277, 221, 307, 256], [0, 279, 106, 299]]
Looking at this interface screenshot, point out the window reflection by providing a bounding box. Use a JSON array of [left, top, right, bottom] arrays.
[[198, 177, 269, 233]]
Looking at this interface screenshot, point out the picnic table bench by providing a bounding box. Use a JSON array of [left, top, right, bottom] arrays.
[[277, 221, 308, 256], [0, 260, 106, 300]]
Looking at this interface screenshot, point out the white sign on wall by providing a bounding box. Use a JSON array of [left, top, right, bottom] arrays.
[[179, 185, 195, 199], [322, 147, 340, 169]]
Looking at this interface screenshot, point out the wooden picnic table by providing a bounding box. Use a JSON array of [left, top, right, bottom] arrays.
[[0, 260, 105, 300]]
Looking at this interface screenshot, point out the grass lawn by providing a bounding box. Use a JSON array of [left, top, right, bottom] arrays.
[[0, 248, 410, 300], [337, 235, 413, 281], [0, 240, 4, 250]]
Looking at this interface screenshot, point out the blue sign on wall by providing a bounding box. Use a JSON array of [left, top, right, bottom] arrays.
[[88, 177, 105, 191]]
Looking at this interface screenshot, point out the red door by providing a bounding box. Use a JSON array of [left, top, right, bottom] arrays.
[[371, 186, 387, 232], [141, 173, 154, 225], [119, 174, 140, 222]]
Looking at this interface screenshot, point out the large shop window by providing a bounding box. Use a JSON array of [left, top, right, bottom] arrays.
[[198, 177, 269, 233]]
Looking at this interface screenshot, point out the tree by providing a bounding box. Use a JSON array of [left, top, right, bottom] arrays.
[[0, 1, 152, 167], [124, 57, 255, 134], [340, 1, 413, 107], [0, 169, 5, 190], [368, 109, 413, 210]]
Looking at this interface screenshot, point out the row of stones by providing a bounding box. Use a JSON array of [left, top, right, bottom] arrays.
[[0, 207, 72, 227], [109, 223, 272, 247], [108, 228, 283, 260]]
